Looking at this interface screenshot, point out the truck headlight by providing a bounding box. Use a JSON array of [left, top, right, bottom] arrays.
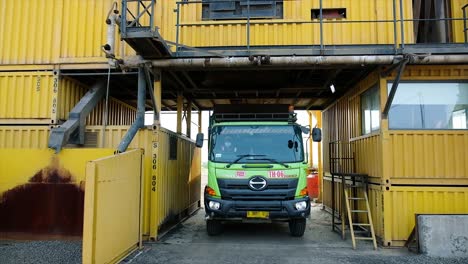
[[209, 201, 221, 210], [295, 201, 307, 211]]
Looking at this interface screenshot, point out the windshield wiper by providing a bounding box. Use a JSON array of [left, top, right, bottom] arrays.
[[250, 158, 290, 168], [226, 154, 266, 168]]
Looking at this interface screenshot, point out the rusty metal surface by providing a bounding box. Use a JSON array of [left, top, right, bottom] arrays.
[[0, 166, 84, 236]]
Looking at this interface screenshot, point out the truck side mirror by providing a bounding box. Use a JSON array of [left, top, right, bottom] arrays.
[[312, 128, 322, 142], [196, 133, 204, 148]]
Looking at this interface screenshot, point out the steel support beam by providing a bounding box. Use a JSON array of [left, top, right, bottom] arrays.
[[117, 67, 146, 153], [123, 54, 468, 69], [48, 81, 106, 153], [382, 59, 408, 119]]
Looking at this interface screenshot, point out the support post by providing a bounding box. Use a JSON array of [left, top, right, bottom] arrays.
[[177, 92, 183, 134], [186, 101, 192, 138], [198, 110, 202, 133], [382, 58, 408, 119], [117, 67, 146, 153], [316, 111, 323, 203]]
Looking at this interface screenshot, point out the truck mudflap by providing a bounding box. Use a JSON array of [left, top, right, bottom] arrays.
[[204, 195, 311, 220]]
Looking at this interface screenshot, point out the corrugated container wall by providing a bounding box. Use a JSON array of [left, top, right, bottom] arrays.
[[0, 71, 136, 125], [173, 0, 414, 47], [0, 0, 135, 65], [0, 0, 415, 66], [322, 65, 468, 246], [382, 65, 468, 185]]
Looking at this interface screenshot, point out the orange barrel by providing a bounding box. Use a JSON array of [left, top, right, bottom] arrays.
[[306, 173, 319, 199]]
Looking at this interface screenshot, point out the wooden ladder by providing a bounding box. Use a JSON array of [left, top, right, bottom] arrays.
[[344, 186, 377, 250]]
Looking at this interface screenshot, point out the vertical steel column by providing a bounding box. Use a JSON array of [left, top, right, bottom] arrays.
[[316, 111, 323, 203], [392, 0, 398, 53], [175, 2, 181, 56], [117, 68, 146, 153], [463, 5, 468, 43], [399, 0, 405, 50], [153, 69, 162, 125], [186, 101, 192, 138], [247, 0, 251, 53], [177, 92, 183, 134], [150, 0, 155, 30], [198, 110, 202, 133], [319, 0, 324, 52]]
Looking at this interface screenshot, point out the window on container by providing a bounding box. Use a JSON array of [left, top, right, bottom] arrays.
[[361, 86, 380, 135], [202, 0, 283, 20], [388, 82, 468, 130], [311, 8, 346, 19]]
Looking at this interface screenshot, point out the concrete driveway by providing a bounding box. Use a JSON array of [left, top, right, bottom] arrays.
[[123, 204, 467, 264]]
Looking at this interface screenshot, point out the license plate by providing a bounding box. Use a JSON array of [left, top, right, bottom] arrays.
[[247, 211, 269, 219]]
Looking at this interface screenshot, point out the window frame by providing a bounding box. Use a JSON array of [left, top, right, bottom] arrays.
[[360, 85, 381, 135], [386, 80, 468, 131], [202, 0, 284, 21]]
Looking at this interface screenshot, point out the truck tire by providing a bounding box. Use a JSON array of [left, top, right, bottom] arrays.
[[206, 220, 223, 236], [289, 218, 306, 237]]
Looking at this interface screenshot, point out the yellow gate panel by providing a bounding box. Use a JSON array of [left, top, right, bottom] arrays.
[[383, 186, 468, 247], [83, 149, 143, 264], [0, 148, 114, 236]]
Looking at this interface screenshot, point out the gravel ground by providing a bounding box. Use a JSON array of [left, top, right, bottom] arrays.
[[0, 240, 81, 264]]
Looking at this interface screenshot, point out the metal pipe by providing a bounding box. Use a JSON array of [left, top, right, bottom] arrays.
[[120, 54, 468, 69], [117, 67, 146, 153]]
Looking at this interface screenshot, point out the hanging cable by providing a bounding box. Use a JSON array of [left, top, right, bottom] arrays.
[[101, 66, 112, 147]]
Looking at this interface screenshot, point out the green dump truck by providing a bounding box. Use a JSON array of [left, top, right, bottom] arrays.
[[203, 105, 318, 237]]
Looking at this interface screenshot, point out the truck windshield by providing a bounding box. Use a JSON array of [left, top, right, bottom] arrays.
[[209, 125, 304, 163]]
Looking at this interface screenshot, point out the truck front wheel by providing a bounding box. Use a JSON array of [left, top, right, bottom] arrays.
[[289, 218, 306, 237], [206, 219, 223, 236]]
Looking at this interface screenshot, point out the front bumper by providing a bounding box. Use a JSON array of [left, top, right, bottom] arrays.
[[204, 195, 311, 220]]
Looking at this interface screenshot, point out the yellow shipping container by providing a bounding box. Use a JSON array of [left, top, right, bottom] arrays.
[[0, 0, 415, 66], [323, 65, 468, 185], [173, 0, 414, 47], [0, 71, 82, 124], [0, 0, 135, 66], [0, 71, 136, 125]]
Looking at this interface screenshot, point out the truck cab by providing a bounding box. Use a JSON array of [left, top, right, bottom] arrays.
[[204, 105, 311, 237]]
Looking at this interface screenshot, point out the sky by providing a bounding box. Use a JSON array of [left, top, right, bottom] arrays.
[[145, 110, 319, 167]]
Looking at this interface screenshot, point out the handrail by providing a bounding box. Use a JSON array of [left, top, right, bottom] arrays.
[[122, 0, 468, 57], [463, 4, 468, 43]]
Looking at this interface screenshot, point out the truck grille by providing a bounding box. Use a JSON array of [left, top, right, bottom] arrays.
[[217, 178, 298, 201]]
